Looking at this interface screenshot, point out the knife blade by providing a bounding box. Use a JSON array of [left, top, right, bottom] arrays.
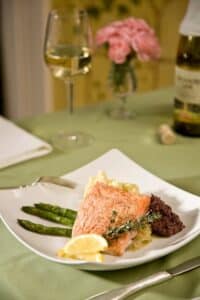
[[87, 256, 200, 300]]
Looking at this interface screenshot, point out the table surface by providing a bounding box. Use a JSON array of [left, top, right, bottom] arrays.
[[0, 87, 200, 300]]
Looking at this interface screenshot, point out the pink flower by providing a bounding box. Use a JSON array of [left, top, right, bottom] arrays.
[[95, 17, 161, 63], [108, 36, 131, 64], [131, 31, 161, 61], [121, 18, 155, 45], [95, 26, 116, 46], [117, 26, 132, 44], [124, 18, 154, 34]]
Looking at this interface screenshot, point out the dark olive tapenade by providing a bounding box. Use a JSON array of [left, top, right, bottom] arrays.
[[150, 194, 185, 237]]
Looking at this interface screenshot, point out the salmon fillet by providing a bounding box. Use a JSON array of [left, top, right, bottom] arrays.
[[72, 182, 150, 256]]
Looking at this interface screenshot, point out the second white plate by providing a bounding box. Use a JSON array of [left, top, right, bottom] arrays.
[[0, 149, 200, 270]]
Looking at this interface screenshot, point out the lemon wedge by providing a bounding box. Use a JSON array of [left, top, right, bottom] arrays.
[[63, 234, 108, 255], [58, 251, 104, 262], [57, 234, 108, 262], [73, 253, 104, 262]]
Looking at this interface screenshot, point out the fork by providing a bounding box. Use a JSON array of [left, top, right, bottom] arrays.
[[0, 176, 76, 190]]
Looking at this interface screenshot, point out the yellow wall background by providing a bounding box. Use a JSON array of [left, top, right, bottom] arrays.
[[51, 0, 188, 110]]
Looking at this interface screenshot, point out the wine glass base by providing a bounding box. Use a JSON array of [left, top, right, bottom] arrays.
[[51, 131, 94, 151], [106, 107, 136, 120]]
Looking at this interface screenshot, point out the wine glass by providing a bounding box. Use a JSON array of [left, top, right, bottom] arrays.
[[44, 8, 93, 150]]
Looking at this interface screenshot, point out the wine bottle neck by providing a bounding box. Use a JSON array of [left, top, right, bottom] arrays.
[[180, 0, 200, 36]]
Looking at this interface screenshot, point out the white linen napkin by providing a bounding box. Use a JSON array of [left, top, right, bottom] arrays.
[[0, 116, 52, 169]]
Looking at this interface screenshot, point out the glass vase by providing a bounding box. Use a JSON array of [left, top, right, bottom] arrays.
[[107, 60, 137, 119]]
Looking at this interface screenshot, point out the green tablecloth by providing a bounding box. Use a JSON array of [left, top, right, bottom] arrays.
[[0, 88, 200, 300]]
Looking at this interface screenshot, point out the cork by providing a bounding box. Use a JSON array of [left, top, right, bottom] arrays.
[[158, 124, 176, 145]]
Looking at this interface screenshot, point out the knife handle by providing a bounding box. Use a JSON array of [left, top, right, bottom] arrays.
[[89, 271, 171, 300], [123, 271, 171, 299]]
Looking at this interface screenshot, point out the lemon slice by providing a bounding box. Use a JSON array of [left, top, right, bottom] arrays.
[[74, 253, 104, 262], [58, 251, 104, 262], [62, 234, 108, 255]]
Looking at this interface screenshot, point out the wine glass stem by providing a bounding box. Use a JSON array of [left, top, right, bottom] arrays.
[[66, 78, 74, 114]]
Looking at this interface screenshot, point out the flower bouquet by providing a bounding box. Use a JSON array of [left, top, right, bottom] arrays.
[[96, 17, 161, 119]]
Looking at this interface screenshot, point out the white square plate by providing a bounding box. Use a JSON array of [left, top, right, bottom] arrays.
[[0, 149, 200, 271]]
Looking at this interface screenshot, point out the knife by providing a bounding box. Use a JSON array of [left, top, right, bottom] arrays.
[[88, 256, 200, 300]]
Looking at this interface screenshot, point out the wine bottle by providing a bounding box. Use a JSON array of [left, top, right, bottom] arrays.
[[174, 0, 200, 136]]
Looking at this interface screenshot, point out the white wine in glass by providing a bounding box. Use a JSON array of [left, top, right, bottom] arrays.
[[45, 45, 92, 80], [44, 9, 93, 149]]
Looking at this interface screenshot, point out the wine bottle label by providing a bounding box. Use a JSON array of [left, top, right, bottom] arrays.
[[175, 66, 200, 104]]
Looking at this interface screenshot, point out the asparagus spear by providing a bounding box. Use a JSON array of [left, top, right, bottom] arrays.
[[22, 206, 74, 226], [18, 219, 72, 237], [104, 211, 161, 240], [34, 203, 77, 220]]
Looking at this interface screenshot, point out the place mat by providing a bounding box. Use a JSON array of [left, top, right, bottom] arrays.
[[0, 116, 52, 169]]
